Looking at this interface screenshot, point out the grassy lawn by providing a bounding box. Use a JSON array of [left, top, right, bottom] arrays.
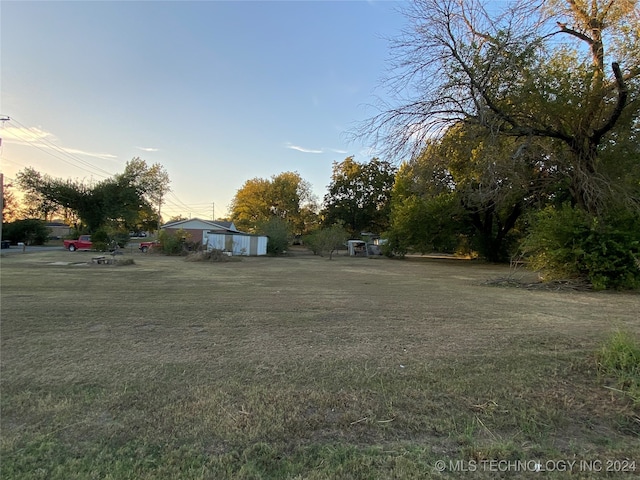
[[1, 248, 639, 479]]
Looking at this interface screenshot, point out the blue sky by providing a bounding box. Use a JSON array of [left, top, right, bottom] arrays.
[[1, 0, 406, 220]]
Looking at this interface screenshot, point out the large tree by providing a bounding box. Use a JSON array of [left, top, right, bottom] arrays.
[[230, 171, 318, 235], [15, 158, 170, 233], [359, 0, 639, 215], [14, 168, 67, 222], [389, 123, 566, 260], [322, 157, 397, 236], [2, 182, 20, 223], [121, 157, 171, 231]]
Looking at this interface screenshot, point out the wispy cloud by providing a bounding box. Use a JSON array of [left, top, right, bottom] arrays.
[[60, 146, 118, 160], [2, 125, 117, 160], [328, 148, 348, 155], [284, 143, 352, 157], [284, 142, 324, 154], [137, 146, 159, 152], [284, 142, 350, 155]]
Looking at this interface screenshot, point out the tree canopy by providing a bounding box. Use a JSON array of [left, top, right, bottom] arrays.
[[359, 0, 639, 214], [322, 157, 397, 236], [15, 158, 171, 233], [230, 171, 318, 235], [359, 0, 639, 285], [2, 182, 19, 223], [389, 122, 567, 260]]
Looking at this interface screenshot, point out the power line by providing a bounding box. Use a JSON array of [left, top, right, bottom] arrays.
[[2, 116, 226, 220], [5, 118, 114, 178]]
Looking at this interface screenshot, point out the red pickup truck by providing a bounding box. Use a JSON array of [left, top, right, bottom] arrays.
[[64, 235, 92, 252], [139, 240, 160, 253]]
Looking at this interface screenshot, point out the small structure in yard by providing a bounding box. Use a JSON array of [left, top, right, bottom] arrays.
[[347, 240, 367, 257], [203, 231, 268, 256], [346, 238, 384, 257]]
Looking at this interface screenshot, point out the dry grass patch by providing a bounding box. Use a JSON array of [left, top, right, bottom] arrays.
[[1, 250, 639, 478]]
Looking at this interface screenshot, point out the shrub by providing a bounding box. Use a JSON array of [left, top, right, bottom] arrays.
[[92, 229, 110, 244], [384, 193, 474, 258], [158, 229, 190, 255], [90, 229, 110, 252], [258, 217, 290, 255], [112, 231, 131, 248], [381, 230, 407, 258], [92, 242, 109, 252], [597, 331, 640, 405], [303, 232, 320, 255], [522, 205, 640, 290], [304, 224, 348, 259], [3, 219, 49, 245]]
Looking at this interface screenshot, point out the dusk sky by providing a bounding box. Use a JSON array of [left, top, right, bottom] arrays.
[[1, 0, 407, 220]]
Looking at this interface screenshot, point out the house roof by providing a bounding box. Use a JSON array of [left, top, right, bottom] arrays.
[[161, 218, 238, 232], [211, 221, 236, 231], [205, 230, 266, 237]]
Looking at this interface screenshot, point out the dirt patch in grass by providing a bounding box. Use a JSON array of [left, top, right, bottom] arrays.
[[1, 250, 639, 478]]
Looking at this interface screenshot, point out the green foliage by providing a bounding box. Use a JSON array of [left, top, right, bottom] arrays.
[[365, 0, 639, 215], [122, 157, 171, 211], [230, 172, 317, 235], [14, 168, 68, 220], [304, 223, 349, 259], [158, 229, 190, 255], [597, 331, 640, 405], [15, 160, 167, 234], [381, 230, 406, 258], [386, 126, 560, 262], [362, 0, 640, 268], [523, 205, 640, 290], [2, 183, 19, 223], [91, 229, 110, 252], [2, 219, 50, 245], [303, 232, 321, 255], [112, 231, 131, 248], [386, 192, 468, 256], [88, 228, 129, 251], [258, 217, 290, 255], [91, 229, 109, 244], [322, 157, 396, 236]]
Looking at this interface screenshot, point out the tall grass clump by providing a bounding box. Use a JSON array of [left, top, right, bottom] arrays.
[[185, 249, 239, 262], [597, 331, 640, 405]]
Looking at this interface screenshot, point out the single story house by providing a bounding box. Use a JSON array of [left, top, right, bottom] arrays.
[[161, 218, 267, 255], [46, 221, 71, 239], [161, 218, 238, 244]]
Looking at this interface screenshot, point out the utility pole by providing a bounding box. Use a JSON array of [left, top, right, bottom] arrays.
[[157, 198, 162, 236], [212, 202, 215, 221], [0, 173, 4, 246], [0, 116, 9, 245]]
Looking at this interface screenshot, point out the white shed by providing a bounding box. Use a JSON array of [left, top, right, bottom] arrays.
[[204, 231, 268, 256]]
